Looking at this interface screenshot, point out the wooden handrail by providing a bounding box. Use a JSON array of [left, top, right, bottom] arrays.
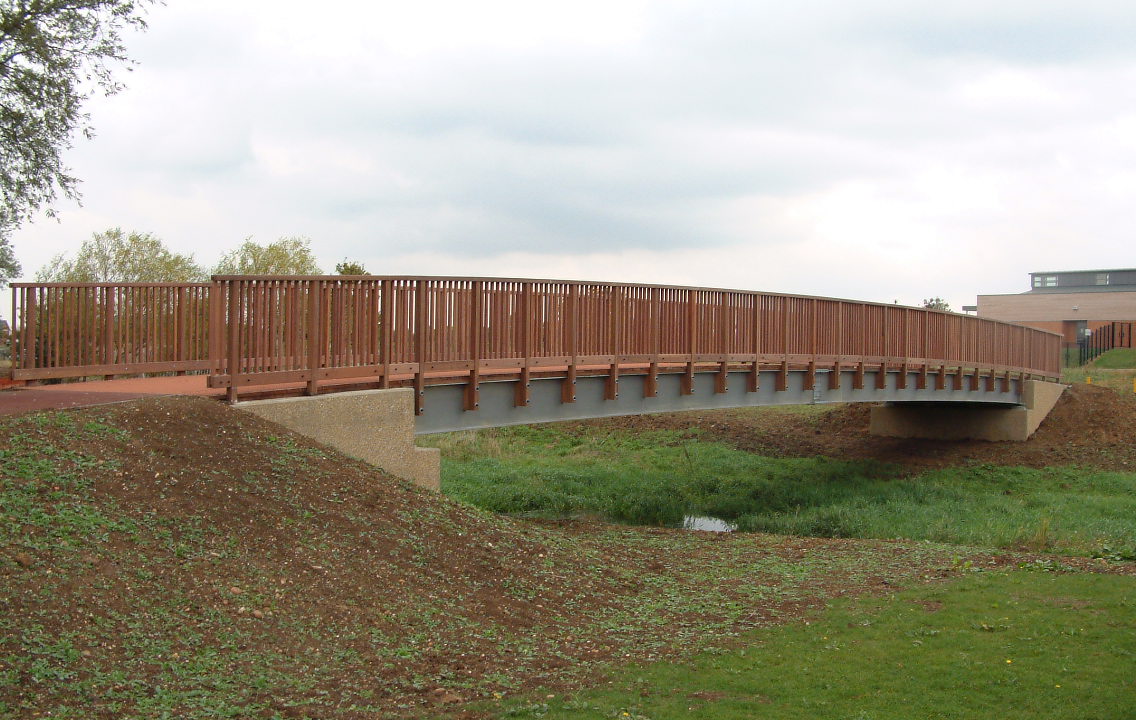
[[9, 283, 212, 381], [205, 276, 1061, 405], [8, 277, 1064, 397]]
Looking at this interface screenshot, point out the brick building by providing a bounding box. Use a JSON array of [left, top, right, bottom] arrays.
[[977, 269, 1136, 347]]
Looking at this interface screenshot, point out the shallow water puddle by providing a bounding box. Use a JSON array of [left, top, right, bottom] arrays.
[[682, 515, 736, 532]]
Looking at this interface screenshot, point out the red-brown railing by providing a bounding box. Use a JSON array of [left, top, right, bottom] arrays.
[[9, 283, 212, 380], [7, 277, 1063, 405], [206, 276, 1062, 407]]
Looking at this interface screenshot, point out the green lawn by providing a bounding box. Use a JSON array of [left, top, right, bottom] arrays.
[[1063, 348, 1136, 392], [486, 569, 1136, 720], [1090, 348, 1136, 369], [1062, 366, 1136, 394]]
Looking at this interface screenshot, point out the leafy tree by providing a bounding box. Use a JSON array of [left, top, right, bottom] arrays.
[[36, 227, 205, 282], [1, 1, 158, 258], [0, 316, 10, 359], [922, 297, 951, 312], [335, 259, 367, 275], [211, 236, 322, 276], [0, 234, 17, 287]]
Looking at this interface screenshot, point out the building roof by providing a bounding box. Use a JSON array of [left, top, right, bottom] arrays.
[[1028, 285, 1136, 294], [1031, 268, 1136, 275], [1027, 268, 1136, 294]]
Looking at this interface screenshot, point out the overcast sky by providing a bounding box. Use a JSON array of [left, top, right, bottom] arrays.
[[7, 0, 1136, 318]]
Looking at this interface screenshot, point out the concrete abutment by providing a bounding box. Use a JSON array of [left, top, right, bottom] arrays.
[[869, 380, 1066, 442], [236, 389, 441, 491]]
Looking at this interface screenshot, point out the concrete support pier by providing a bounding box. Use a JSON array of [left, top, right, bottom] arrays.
[[237, 388, 441, 491], [869, 380, 1066, 442]]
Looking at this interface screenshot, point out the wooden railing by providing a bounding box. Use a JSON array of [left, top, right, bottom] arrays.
[[8, 277, 1063, 407], [205, 276, 1061, 407], [9, 283, 212, 380]]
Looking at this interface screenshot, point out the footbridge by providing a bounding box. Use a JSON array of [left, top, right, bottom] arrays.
[[9, 276, 1065, 488]]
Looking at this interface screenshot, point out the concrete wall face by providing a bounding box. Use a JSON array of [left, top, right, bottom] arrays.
[[237, 389, 441, 491], [869, 380, 1065, 442]]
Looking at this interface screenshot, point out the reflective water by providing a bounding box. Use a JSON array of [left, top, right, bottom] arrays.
[[682, 515, 736, 532]]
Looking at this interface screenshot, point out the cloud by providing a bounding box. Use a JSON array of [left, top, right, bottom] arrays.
[[7, 0, 1136, 323]]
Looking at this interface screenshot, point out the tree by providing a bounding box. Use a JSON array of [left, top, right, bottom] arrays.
[[0, 234, 17, 287], [36, 227, 205, 282], [335, 259, 367, 275], [1, 1, 158, 259], [211, 236, 322, 276], [922, 297, 951, 312]]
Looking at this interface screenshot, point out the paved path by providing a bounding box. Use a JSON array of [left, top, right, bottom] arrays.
[[0, 374, 411, 416], [0, 365, 618, 416], [0, 375, 221, 416]]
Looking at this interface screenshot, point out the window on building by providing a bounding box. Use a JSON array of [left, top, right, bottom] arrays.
[[1033, 275, 1057, 288], [1096, 273, 1109, 285]]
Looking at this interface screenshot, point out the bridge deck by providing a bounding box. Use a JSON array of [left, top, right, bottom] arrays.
[[7, 276, 1062, 432], [1, 360, 1022, 422]]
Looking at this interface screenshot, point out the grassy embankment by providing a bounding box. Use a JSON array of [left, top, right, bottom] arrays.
[[428, 423, 1136, 559], [1063, 348, 1136, 393]]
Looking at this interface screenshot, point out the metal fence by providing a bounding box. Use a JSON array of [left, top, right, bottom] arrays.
[[10, 276, 1063, 405], [1079, 321, 1135, 366]]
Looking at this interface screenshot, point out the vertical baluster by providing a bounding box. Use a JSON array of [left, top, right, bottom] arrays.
[[748, 292, 761, 392], [605, 285, 621, 401], [465, 280, 483, 410], [683, 289, 696, 395], [562, 283, 578, 403], [414, 280, 426, 414], [516, 282, 533, 407]]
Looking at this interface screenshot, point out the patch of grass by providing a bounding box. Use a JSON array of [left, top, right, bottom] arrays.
[[1090, 347, 1136, 369], [1062, 365, 1136, 394], [0, 417, 136, 551], [434, 424, 895, 528], [487, 570, 1136, 720], [731, 464, 1136, 557], [435, 425, 1136, 557]]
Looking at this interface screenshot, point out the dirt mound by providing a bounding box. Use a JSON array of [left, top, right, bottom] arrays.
[[594, 383, 1136, 472], [3, 397, 618, 715], [1034, 382, 1136, 446], [6, 395, 1021, 718]]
